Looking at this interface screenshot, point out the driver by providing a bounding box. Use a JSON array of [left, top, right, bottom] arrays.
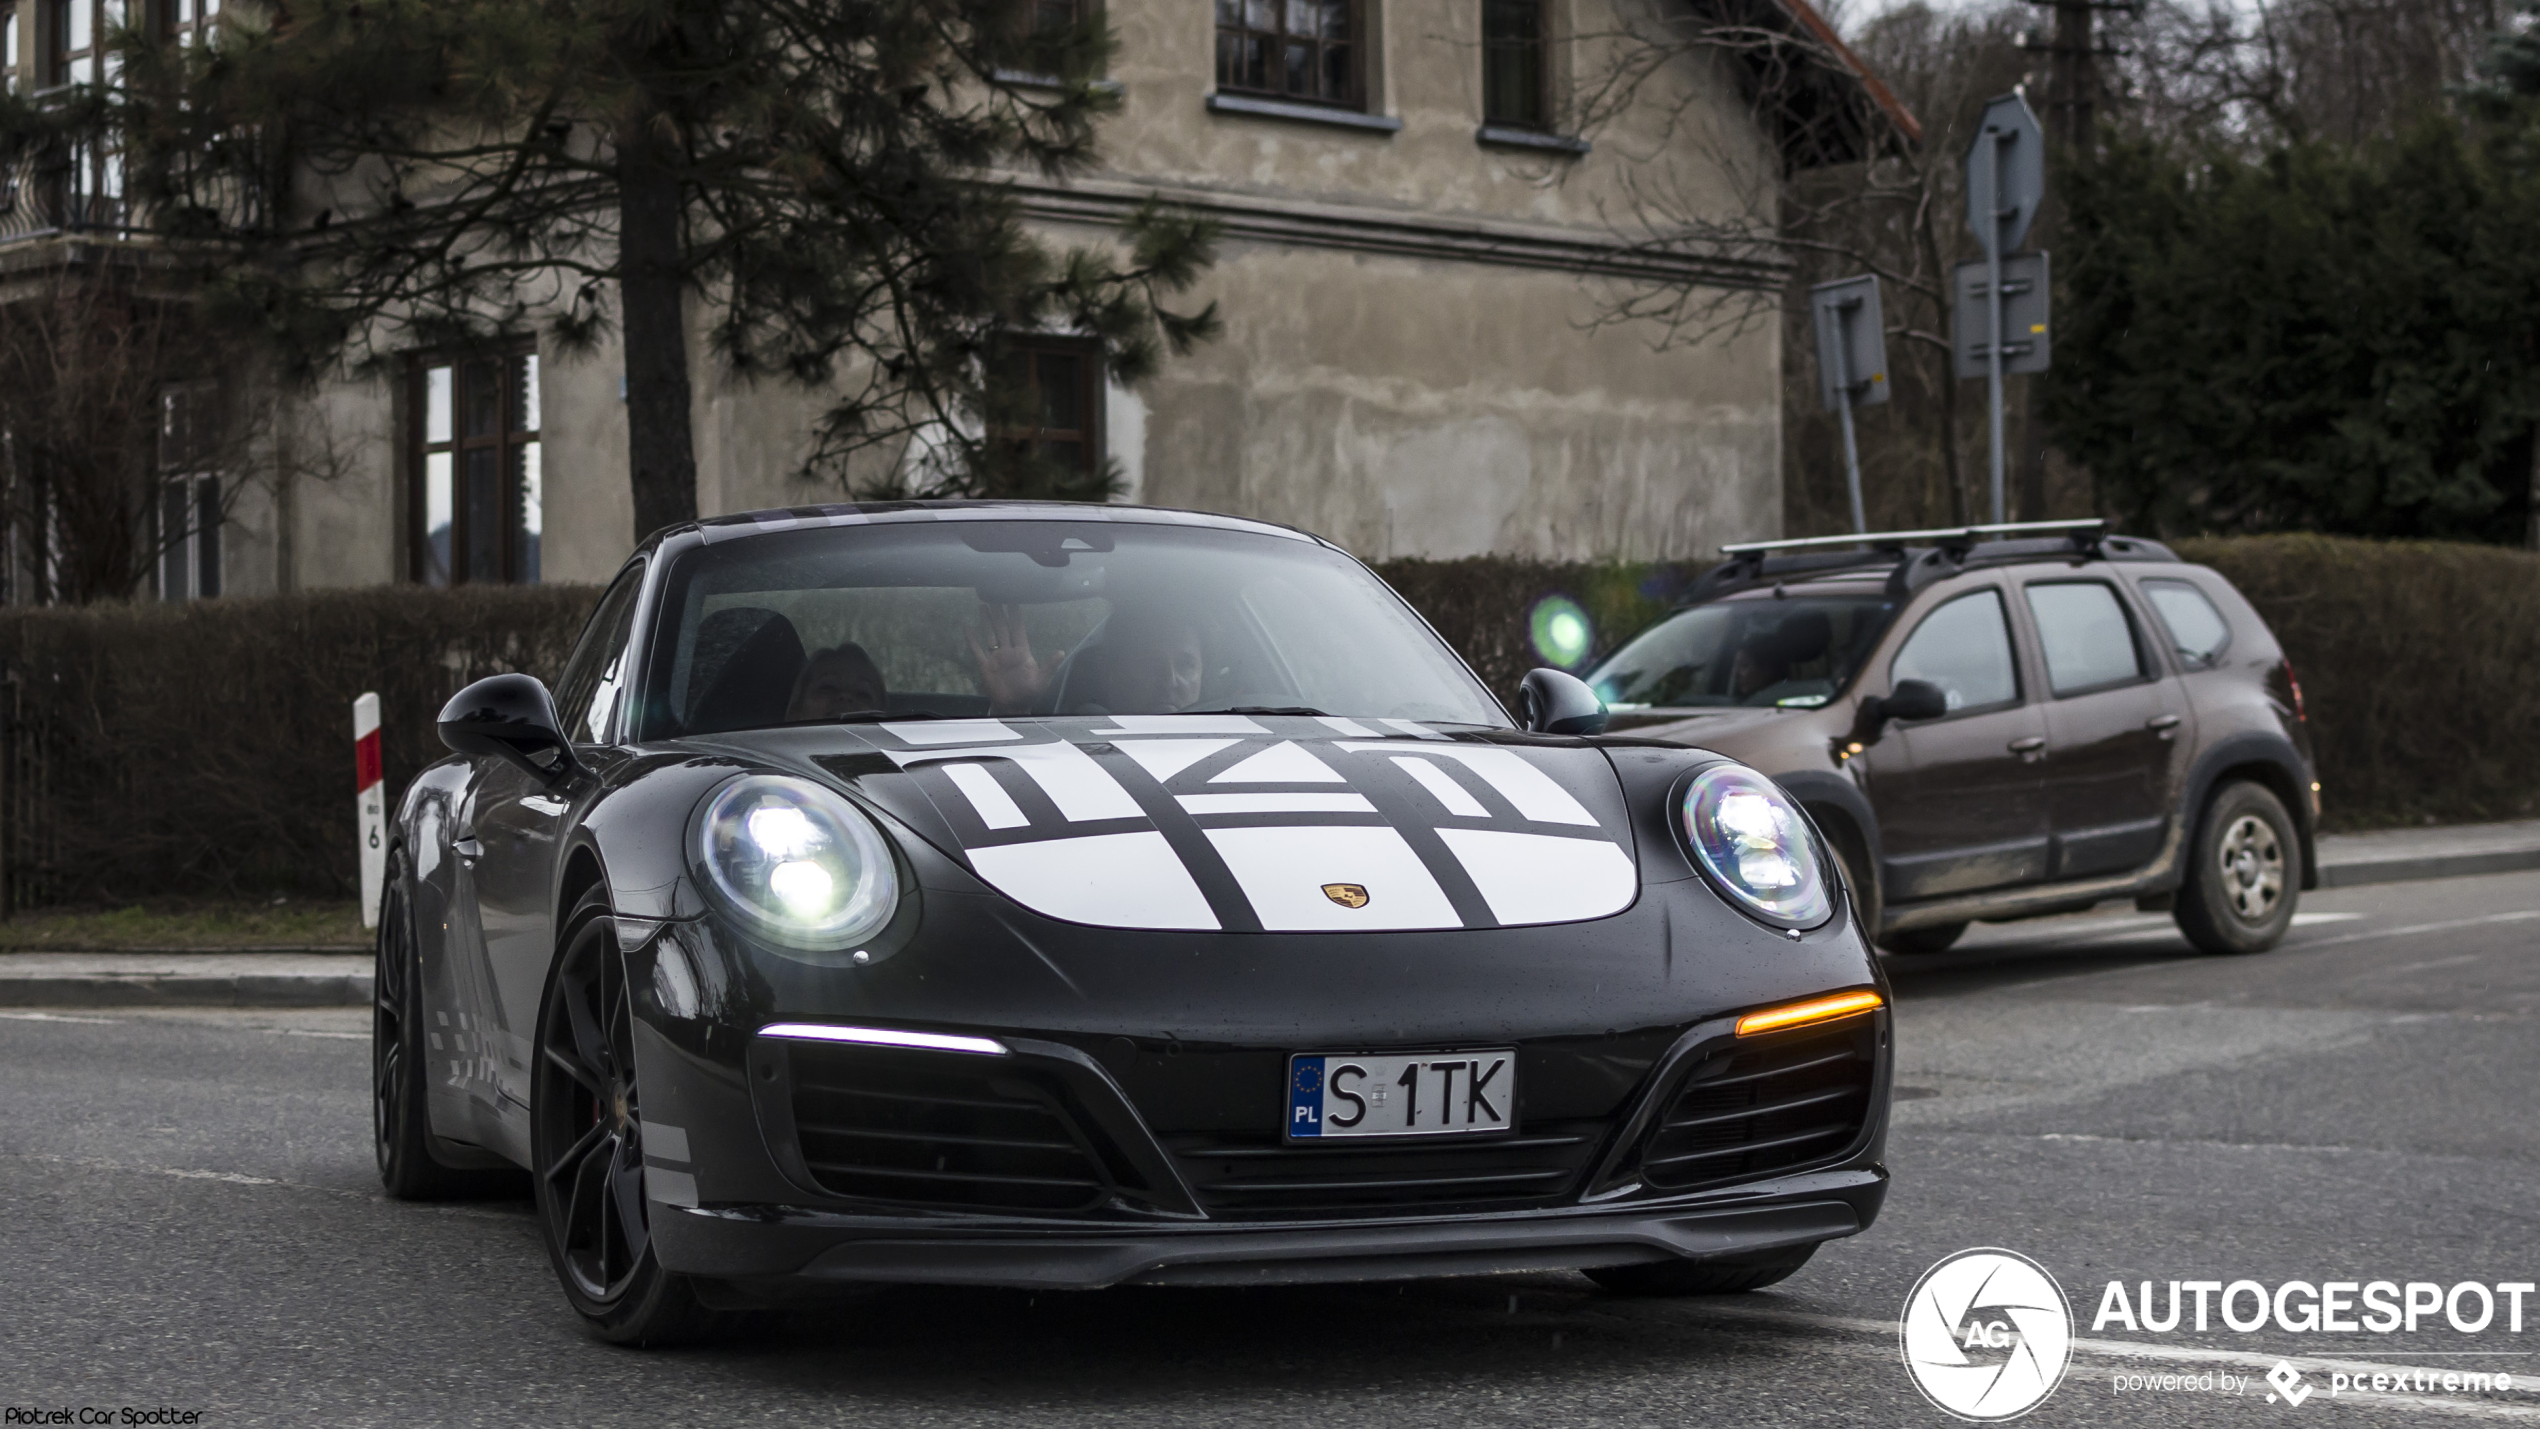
[[785, 642, 888, 721], [968, 604, 1206, 715], [1731, 611, 1834, 704]]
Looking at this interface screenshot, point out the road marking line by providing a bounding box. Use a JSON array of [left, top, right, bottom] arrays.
[[1669, 1300, 2540, 1419], [0, 1011, 121, 1024]]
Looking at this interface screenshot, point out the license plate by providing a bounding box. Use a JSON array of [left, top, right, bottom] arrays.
[[1286, 1050, 1516, 1140]]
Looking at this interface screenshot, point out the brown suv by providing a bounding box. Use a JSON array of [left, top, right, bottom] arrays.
[[1584, 521, 2319, 955]]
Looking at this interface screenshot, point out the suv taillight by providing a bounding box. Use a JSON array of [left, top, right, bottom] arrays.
[[2283, 659, 2306, 722]]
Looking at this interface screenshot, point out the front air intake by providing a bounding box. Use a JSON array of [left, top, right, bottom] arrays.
[[1635, 1018, 1877, 1191], [783, 1042, 1108, 1212]]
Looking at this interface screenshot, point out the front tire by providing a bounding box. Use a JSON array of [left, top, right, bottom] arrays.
[[1586, 1243, 1818, 1296], [532, 890, 720, 1346], [374, 848, 515, 1199], [2175, 781, 2300, 955]]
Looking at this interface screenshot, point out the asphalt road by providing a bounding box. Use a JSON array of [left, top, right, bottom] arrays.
[[4, 871, 2536, 1427]]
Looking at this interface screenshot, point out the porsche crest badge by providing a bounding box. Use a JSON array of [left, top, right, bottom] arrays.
[[1321, 883, 1371, 909]]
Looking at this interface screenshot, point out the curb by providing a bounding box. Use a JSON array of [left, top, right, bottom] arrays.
[[0, 972, 374, 1009], [2315, 847, 2540, 890]]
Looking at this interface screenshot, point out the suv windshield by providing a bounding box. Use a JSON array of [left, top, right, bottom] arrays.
[[637, 520, 1508, 738], [1586, 593, 1898, 710]]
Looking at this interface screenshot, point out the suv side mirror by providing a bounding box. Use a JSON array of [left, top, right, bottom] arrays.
[[1878, 678, 1949, 724], [439, 673, 588, 787], [1519, 668, 1609, 736]]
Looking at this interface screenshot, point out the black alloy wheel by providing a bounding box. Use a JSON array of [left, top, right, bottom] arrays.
[[2174, 780, 2301, 955], [1587, 1242, 1818, 1296], [374, 848, 513, 1199], [531, 890, 718, 1345]]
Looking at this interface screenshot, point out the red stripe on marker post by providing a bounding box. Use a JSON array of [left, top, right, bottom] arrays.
[[356, 693, 386, 931]]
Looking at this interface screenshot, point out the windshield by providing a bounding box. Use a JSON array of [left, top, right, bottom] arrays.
[[636, 519, 1508, 738], [1586, 593, 1898, 710]]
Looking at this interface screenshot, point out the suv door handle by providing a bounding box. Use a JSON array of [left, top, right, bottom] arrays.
[[453, 836, 484, 862], [2008, 736, 2047, 760], [2147, 713, 2183, 737]]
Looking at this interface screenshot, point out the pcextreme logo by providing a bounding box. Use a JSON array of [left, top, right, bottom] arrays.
[[1901, 1248, 2076, 1421]]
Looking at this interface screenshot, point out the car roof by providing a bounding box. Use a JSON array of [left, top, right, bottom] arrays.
[[673, 500, 1329, 549]]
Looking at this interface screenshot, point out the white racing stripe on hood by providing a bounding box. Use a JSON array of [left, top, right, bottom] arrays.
[[1112, 738, 1238, 782], [969, 832, 1219, 930], [883, 719, 1020, 745], [1340, 743, 1598, 826], [1392, 755, 1488, 817], [1176, 792, 1375, 816], [1204, 826, 1461, 930], [940, 763, 1028, 829], [885, 740, 1142, 822], [1211, 741, 1345, 784], [1435, 829, 1638, 924]]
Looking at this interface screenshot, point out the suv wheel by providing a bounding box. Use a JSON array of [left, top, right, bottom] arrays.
[[2175, 781, 2300, 955]]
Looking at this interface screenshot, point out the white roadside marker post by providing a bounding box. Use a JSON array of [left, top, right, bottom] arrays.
[[356, 693, 385, 930]]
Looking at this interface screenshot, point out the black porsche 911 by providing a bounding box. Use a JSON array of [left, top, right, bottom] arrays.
[[376, 501, 1894, 1343]]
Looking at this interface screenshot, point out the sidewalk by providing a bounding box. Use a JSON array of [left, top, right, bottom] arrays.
[[2313, 818, 2540, 888], [5, 818, 2539, 1009]]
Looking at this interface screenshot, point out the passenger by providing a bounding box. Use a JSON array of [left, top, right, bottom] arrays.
[[786, 642, 888, 721], [1094, 610, 1205, 713]]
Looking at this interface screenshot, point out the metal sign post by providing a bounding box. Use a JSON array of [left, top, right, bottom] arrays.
[[1964, 92, 2044, 524], [1809, 276, 1891, 534]]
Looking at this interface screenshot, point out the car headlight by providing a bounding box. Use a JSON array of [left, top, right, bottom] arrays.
[[695, 775, 899, 950], [1679, 764, 1835, 931]]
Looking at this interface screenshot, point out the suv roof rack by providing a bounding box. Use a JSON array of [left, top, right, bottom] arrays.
[[1718, 519, 2109, 558], [1689, 519, 2177, 604]]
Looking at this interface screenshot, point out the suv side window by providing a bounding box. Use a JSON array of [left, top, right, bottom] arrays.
[[2139, 578, 2232, 670], [553, 561, 647, 743], [1893, 589, 2019, 713], [2025, 581, 2147, 696]]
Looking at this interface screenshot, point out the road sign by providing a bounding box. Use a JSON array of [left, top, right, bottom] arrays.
[[1964, 88, 2047, 523], [1810, 275, 1890, 533], [1809, 276, 1891, 413], [1966, 91, 2045, 253], [1951, 252, 2052, 379]]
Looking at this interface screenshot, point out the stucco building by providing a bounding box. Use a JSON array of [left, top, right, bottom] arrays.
[[0, 0, 1909, 598]]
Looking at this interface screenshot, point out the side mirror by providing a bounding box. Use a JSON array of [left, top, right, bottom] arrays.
[[1519, 668, 1610, 736], [438, 673, 587, 787], [1878, 678, 1949, 724]]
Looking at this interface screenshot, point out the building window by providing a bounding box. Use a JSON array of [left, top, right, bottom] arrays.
[[1215, 0, 1357, 108], [162, 0, 218, 45], [1029, 0, 1085, 36], [410, 348, 541, 586], [1482, 0, 1545, 129], [990, 339, 1102, 475], [157, 383, 219, 602]]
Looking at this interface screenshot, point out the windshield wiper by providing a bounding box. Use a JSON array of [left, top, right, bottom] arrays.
[[827, 709, 941, 724], [1187, 706, 1330, 717]]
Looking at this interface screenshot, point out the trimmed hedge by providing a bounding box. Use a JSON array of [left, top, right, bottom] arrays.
[[0, 586, 597, 907], [2175, 536, 2540, 829], [0, 534, 2526, 906]]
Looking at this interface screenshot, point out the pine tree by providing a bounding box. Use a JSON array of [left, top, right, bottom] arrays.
[[1, 0, 1218, 538]]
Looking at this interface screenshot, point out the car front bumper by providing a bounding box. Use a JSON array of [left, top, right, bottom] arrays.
[[652, 1166, 1885, 1294]]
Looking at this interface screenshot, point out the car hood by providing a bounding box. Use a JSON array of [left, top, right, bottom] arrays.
[[708, 715, 1640, 934], [1604, 705, 1802, 748]]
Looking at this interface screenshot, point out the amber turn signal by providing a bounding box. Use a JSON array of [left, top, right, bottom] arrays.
[[1735, 989, 1884, 1038]]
